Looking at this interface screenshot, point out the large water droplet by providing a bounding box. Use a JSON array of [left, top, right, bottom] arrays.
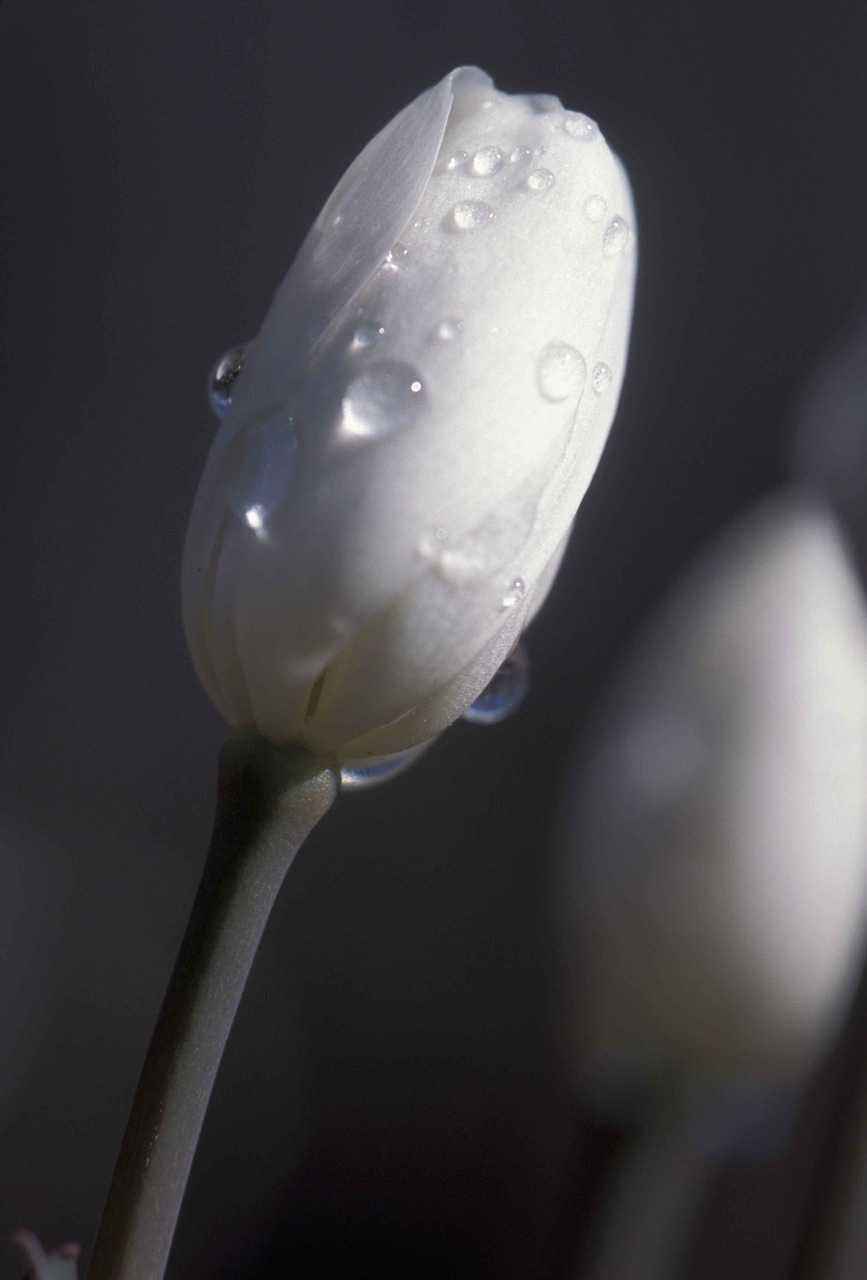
[[536, 342, 587, 402], [527, 168, 555, 192], [447, 201, 495, 231], [564, 112, 598, 141], [351, 324, 385, 351], [584, 194, 607, 223], [341, 361, 424, 439], [340, 741, 432, 791], [228, 415, 298, 534], [603, 215, 630, 257], [471, 146, 505, 177], [501, 577, 526, 609], [209, 344, 247, 418], [462, 644, 530, 726], [592, 362, 613, 394]]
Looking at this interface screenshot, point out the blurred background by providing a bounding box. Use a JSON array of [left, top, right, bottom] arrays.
[[2, 1, 867, 1276]]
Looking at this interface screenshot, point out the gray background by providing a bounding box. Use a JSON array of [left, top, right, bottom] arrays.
[[1, 0, 867, 1275]]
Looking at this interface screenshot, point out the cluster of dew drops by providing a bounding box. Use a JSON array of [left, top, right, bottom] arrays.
[[205, 103, 631, 788]]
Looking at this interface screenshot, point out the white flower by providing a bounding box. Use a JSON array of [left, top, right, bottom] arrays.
[[182, 66, 636, 759], [556, 493, 867, 1119]]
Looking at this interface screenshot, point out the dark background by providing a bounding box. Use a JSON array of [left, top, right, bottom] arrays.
[[2, 1, 867, 1276]]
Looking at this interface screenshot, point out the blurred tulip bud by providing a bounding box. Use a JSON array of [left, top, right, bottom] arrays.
[[183, 66, 636, 761], [792, 292, 867, 588], [13, 1230, 79, 1280], [555, 493, 867, 1133]]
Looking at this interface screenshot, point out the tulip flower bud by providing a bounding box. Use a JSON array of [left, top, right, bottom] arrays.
[[555, 493, 867, 1122], [183, 66, 636, 760]]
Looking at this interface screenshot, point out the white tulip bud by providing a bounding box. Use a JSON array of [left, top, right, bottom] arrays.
[[556, 494, 867, 1117], [183, 67, 636, 759]]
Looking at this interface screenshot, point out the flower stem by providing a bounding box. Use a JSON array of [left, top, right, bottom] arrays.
[[86, 731, 338, 1280]]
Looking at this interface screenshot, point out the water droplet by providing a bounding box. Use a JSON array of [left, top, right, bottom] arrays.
[[436, 318, 463, 341], [209, 344, 247, 418], [584, 194, 607, 223], [447, 201, 495, 231], [529, 94, 561, 114], [592, 362, 613, 394], [417, 526, 448, 559], [603, 215, 630, 257], [341, 361, 425, 439], [228, 416, 298, 535], [351, 324, 385, 351], [340, 742, 432, 791], [527, 168, 555, 192], [462, 644, 530, 725], [501, 577, 526, 608], [446, 151, 468, 170], [564, 112, 598, 141], [471, 146, 505, 176], [383, 242, 410, 272], [536, 342, 587, 402], [509, 146, 532, 164]]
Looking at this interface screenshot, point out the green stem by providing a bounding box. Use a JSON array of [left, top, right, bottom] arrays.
[[86, 732, 338, 1280]]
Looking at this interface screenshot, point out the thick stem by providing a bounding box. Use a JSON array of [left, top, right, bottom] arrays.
[[87, 732, 338, 1280]]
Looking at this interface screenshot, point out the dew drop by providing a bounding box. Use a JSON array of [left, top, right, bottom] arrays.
[[603, 215, 630, 257], [383, 242, 410, 272], [340, 742, 432, 790], [341, 361, 425, 439], [462, 644, 530, 726], [510, 146, 532, 164], [351, 324, 385, 351], [228, 416, 298, 534], [447, 201, 495, 231], [536, 342, 587, 402], [446, 151, 468, 170], [564, 112, 598, 141], [471, 146, 505, 177], [529, 94, 561, 114], [501, 577, 526, 609], [584, 194, 607, 223], [527, 168, 555, 192], [592, 362, 613, 394], [436, 318, 463, 341], [209, 344, 247, 418]]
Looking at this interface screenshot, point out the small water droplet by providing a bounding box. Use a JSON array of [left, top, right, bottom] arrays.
[[436, 318, 463, 341], [471, 146, 505, 177], [510, 146, 532, 164], [447, 201, 495, 231], [209, 344, 247, 417], [341, 361, 425, 439], [383, 242, 410, 272], [417, 526, 449, 559], [462, 644, 530, 725], [228, 416, 298, 534], [592, 362, 613, 394], [447, 151, 468, 170], [351, 324, 385, 351], [527, 168, 555, 192], [584, 194, 607, 223], [340, 742, 432, 791], [603, 215, 630, 256], [564, 112, 598, 141], [501, 577, 526, 608], [529, 94, 561, 114], [536, 342, 587, 402]]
